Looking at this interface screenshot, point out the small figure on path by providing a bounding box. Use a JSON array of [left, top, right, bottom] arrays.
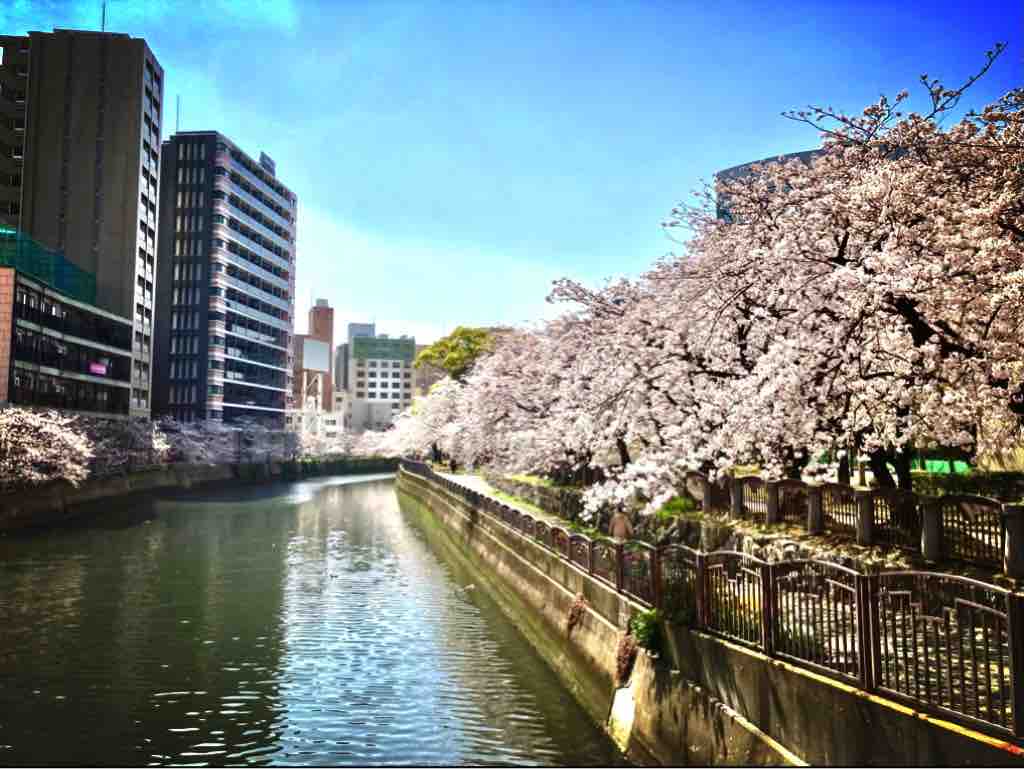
[[608, 509, 634, 540]]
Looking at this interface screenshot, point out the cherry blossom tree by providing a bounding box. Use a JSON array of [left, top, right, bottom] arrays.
[[396, 46, 1023, 519], [0, 407, 93, 490]]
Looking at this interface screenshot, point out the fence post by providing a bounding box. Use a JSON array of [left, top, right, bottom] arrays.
[[1006, 591, 1024, 738], [857, 573, 880, 692], [652, 547, 663, 610], [921, 499, 943, 563], [588, 539, 595, 576], [695, 551, 707, 629], [766, 481, 780, 525], [855, 490, 874, 546], [761, 563, 775, 655], [731, 477, 744, 520], [615, 542, 625, 592], [806, 484, 823, 534], [1002, 504, 1024, 581]]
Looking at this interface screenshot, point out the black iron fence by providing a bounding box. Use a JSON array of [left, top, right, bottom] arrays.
[[702, 473, 1020, 574], [399, 459, 1024, 741]]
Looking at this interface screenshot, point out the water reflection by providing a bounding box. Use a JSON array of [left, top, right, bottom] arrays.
[[0, 476, 623, 766]]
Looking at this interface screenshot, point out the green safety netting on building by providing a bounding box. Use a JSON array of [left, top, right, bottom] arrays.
[[0, 226, 97, 304]]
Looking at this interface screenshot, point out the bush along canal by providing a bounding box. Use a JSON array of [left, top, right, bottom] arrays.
[[0, 473, 627, 766]]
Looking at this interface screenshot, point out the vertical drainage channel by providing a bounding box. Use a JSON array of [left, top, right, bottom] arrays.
[[607, 677, 637, 753]]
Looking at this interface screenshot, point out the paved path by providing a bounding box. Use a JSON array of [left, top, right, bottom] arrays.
[[437, 472, 561, 524]]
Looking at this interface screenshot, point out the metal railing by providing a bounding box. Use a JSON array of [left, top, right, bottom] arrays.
[[694, 472, 1017, 572], [398, 459, 1024, 741]]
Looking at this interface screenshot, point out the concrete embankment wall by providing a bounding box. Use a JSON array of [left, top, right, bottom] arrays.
[[397, 469, 798, 766], [0, 457, 398, 531], [398, 468, 1024, 767]]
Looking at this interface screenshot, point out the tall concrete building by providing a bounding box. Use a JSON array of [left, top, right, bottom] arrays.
[[0, 29, 165, 416], [292, 298, 334, 413], [152, 131, 297, 426]]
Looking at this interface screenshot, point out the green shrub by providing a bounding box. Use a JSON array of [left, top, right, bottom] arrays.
[[657, 495, 697, 521], [628, 609, 661, 653]]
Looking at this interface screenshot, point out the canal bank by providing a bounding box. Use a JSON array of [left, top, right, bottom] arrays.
[[397, 464, 1024, 767], [0, 456, 398, 531], [397, 467, 799, 766]]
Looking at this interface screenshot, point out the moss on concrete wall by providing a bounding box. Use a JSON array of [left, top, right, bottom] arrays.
[[397, 470, 802, 766], [399, 468, 1024, 767]]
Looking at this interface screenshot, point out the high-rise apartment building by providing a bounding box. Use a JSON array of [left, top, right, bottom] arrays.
[[0, 29, 164, 416], [152, 131, 297, 426]]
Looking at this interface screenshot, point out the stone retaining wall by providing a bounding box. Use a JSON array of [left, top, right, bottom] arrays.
[[399, 467, 1024, 767], [0, 457, 398, 531], [398, 469, 802, 766]]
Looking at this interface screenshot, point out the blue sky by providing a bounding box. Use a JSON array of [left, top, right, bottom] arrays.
[[3, 0, 1019, 343]]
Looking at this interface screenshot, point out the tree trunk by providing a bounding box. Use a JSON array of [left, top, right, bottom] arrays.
[[616, 437, 631, 467], [868, 450, 896, 489], [782, 447, 808, 480], [837, 454, 851, 486], [893, 450, 913, 491]]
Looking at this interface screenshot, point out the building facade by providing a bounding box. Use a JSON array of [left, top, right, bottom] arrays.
[[334, 321, 376, 394], [152, 131, 296, 426], [1, 229, 133, 415], [346, 333, 415, 432], [292, 298, 333, 412], [0, 29, 164, 417]]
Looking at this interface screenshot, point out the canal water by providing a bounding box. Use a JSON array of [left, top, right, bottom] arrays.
[[0, 475, 626, 766]]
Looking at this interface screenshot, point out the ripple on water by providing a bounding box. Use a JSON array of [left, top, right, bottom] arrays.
[[0, 477, 625, 767]]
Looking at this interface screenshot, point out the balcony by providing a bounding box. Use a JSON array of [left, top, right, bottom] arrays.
[[214, 250, 289, 292], [213, 171, 292, 231], [217, 220, 290, 268], [224, 299, 290, 332], [224, 374, 288, 393], [221, 401, 287, 414], [213, 221, 291, 273], [216, 272, 291, 312], [224, 350, 289, 372], [224, 326, 288, 351], [219, 151, 293, 209], [214, 197, 292, 252]]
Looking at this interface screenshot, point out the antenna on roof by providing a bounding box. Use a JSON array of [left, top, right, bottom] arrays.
[[101, 0, 107, 31], [176, 94, 180, 134]]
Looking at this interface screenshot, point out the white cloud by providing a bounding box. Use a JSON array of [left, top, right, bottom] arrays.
[[292, 203, 568, 345]]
